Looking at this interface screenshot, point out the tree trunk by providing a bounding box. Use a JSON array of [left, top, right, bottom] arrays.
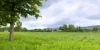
[[9, 23, 14, 41]]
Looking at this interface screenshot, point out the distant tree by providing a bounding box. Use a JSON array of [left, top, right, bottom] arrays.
[[0, 26, 5, 32], [68, 24, 75, 32], [93, 27, 99, 31], [84, 29, 91, 32], [59, 24, 68, 32], [59, 26, 63, 31], [75, 27, 84, 32], [43, 28, 52, 32], [4, 26, 8, 32], [43, 29, 47, 32], [63, 24, 68, 31], [14, 21, 22, 32], [53, 29, 57, 32], [22, 27, 27, 32], [36, 29, 44, 32]]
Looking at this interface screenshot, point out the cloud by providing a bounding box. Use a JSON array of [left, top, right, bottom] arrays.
[[20, 0, 100, 29], [86, 15, 100, 20]]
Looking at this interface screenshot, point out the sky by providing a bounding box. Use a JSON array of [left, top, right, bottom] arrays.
[[20, 0, 100, 29]]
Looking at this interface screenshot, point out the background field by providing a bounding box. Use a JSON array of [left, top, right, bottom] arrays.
[[0, 32, 100, 50]]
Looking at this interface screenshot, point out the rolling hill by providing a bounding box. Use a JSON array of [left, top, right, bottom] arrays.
[[81, 25, 100, 29]]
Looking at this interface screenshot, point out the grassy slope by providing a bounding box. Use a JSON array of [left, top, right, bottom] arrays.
[[0, 32, 100, 50]]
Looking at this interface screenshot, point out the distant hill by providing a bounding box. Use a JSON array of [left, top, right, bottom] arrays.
[[81, 25, 100, 29]]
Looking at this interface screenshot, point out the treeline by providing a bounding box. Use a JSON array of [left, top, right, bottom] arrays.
[[58, 24, 100, 32], [0, 24, 100, 32]]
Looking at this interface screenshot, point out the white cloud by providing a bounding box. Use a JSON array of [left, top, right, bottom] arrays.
[[21, 0, 100, 29]]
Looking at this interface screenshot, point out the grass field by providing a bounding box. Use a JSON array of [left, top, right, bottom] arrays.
[[0, 32, 100, 50]]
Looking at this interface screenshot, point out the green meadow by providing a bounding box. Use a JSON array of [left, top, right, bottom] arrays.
[[0, 32, 100, 50]]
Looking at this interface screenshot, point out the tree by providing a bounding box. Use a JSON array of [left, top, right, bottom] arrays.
[[0, 0, 46, 41], [53, 29, 57, 32], [14, 21, 22, 32], [75, 27, 84, 32], [68, 24, 75, 32], [63, 24, 68, 31], [22, 27, 27, 32], [59, 26, 63, 31], [59, 24, 68, 32], [93, 27, 99, 31]]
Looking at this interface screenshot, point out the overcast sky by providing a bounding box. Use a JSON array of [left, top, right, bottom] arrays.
[[20, 0, 100, 29]]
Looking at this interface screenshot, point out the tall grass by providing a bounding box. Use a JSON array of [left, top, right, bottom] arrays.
[[0, 32, 100, 50]]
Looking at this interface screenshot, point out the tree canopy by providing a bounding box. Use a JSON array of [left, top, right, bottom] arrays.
[[0, 0, 45, 25]]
